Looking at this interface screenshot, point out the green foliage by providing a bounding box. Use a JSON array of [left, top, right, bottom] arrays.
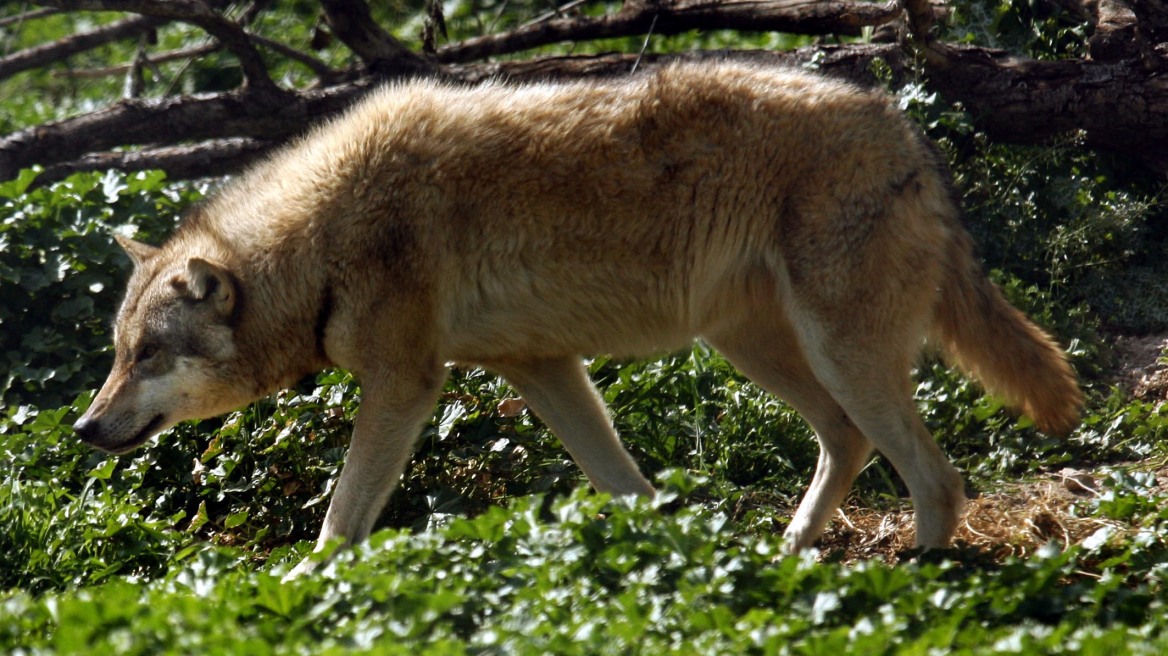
[[1, 394, 193, 593], [0, 170, 205, 407], [0, 2, 349, 115], [889, 66, 1168, 336], [8, 483, 1168, 653], [595, 348, 819, 495], [0, 9, 127, 128], [6, 2, 1168, 651], [957, 141, 1166, 334], [943, 0, 1090, 59]]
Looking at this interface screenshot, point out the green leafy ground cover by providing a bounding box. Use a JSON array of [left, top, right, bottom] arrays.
[[3, 158, 1168, 654], [5, 1, 1168, 652]]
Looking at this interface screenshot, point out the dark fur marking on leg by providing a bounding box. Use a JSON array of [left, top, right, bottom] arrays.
[[889, 169, 921, 196], [916, 133, 966, 215], [314, 287, 334, 360]]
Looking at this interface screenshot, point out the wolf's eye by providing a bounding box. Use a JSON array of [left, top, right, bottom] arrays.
[[137, 345, 159, 362]]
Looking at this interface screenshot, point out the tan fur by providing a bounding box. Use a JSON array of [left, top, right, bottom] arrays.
[[931, 228, 1082, 435], [73, 62, 1082, 573]]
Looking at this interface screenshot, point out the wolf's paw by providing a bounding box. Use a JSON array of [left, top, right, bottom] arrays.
[[781, 520, 820, 555], [282, 557, 319, 582]]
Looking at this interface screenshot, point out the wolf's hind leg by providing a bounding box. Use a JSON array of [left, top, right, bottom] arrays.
[[706, 317, 873, 551], [794, 327, 966, 549], [492, 356, 655, 497]]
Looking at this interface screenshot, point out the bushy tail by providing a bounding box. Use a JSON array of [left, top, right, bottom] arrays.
[[931, 230, 1083, 436]]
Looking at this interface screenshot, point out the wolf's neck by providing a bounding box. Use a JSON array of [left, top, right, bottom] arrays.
[[185, 220, 333, 398]]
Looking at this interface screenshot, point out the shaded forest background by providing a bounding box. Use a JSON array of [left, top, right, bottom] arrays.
[[3, 0, 1167, 182]]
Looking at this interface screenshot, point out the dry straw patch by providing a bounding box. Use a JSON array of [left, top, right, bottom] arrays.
[[816, 468, 1129, 563]]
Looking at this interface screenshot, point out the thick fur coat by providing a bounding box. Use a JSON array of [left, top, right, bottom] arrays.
[[74, 62, 1083, 572]]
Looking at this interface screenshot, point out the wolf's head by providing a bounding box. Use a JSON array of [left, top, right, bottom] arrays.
[[73, 235, 252, 454]]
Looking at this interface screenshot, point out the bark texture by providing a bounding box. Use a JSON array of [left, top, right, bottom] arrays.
[[1, 0, 1165, 184]]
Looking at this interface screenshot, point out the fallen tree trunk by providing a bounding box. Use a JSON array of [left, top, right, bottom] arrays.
[[1, 0, 1165, 184]]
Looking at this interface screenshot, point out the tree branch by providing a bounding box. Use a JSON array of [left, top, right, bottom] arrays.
[[318, 0, 433, 75], [899, 0, 935, 41], [32, 138, 278, 186], [4, 0, 1168, 182], [249, 33, 345, 84], [454, 43, 904, 84], [1087, 0, 1160, 65], [0, 44, 904, 182], [0, 14, 164, 82], [31, 0, 286, 99], [923, 45, 1168, 172], [438, 0, 902, 64], [1121, 0, 1168, 44], [899, 0, 958, 68], [51, 42, 220, 79], [0, 82, 372, 181], [0, 7, 59, 28]]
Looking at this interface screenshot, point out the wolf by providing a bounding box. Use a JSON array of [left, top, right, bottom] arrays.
[[73, 61, 1082, 572]]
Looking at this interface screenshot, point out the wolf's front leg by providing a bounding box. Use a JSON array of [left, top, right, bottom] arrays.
[[286, 364, 447, 579]]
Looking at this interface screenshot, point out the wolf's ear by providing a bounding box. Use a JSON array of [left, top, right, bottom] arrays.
[[182, 257, 237, 318], [114, 234, 160, 266]]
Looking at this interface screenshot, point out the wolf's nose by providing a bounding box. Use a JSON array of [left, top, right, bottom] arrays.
[[73, 417, 100, 443]]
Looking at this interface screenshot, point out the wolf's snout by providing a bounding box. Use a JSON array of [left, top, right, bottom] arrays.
[[73, 416, 101, 443]]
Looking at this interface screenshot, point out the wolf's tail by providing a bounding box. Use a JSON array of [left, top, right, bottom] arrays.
[[930, 227, 1083, 436]]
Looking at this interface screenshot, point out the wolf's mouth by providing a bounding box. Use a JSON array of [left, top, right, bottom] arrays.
[[107, 414, 166, 454]]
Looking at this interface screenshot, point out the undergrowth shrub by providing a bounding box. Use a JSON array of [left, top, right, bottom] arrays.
[[0, 169, 206, 407], [8, 482, 1168, 653]]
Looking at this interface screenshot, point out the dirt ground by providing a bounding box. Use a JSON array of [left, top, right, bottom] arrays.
[[814, 333, 1168, 562], [1112, 333, 1168, 401], [818, 467, 1120, 562]]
